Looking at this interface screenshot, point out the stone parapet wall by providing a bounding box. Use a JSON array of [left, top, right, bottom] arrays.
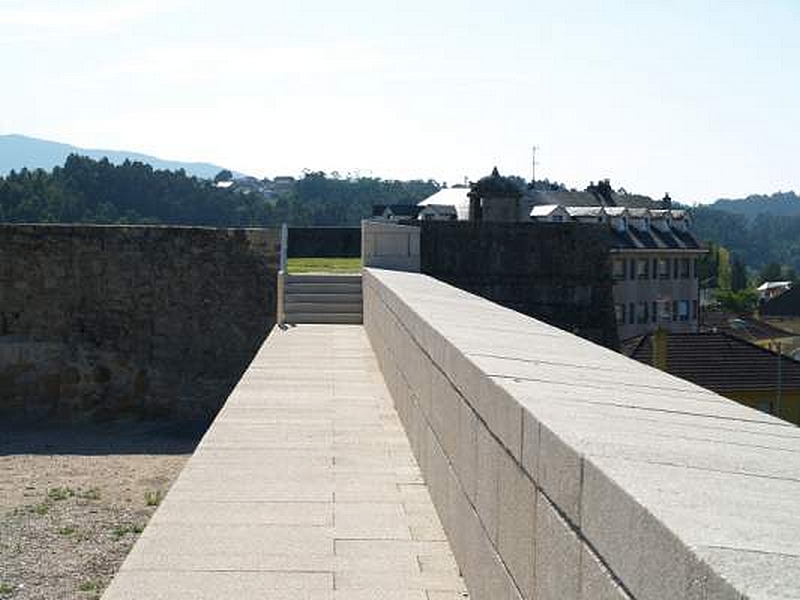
[[362, 220, 420, 272], [363, 267, 800, 600], [0, 225, 279, 421]]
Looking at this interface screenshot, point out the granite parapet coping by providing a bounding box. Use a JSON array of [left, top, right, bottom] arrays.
[[364, 267, 800, 600]]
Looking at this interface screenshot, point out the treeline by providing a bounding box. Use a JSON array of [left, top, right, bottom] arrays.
[[691, 205, 800, 273], [0, 155, 438, 227]]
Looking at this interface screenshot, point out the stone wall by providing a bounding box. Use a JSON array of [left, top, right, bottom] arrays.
[[420, 221, 618, 349], [0, 224, 279, 422], [288, 227, 361, 258], [364, 267, 800, 600], [362, 220, 420, 272]]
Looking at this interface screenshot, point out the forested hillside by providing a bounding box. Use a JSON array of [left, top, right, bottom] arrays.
[[0, 155, 438, 227], [691, 205, 800, 273], [711, 191, 800, 219]]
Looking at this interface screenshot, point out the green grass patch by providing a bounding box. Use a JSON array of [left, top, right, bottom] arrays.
[[78, 580, 100, 598], [47, 486, 75, 501], [26, 501, 50, 516], [0, 582, 14, 596], [286, 257, 361, 274], [78, 487, 101, 501], [57, 525, 76, 536], [111, 524, 144, 540], [144, 490, 163, 507]]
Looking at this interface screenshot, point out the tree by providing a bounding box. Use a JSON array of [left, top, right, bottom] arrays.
[[214, 169, 233, 183], [714, 288, 759, 313], [717, 246, 732, 291], [759, 262, 783, 283], [730, 255, 748, 292]]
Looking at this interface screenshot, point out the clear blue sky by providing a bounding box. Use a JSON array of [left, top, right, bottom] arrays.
[[2, 0, 798, 202]]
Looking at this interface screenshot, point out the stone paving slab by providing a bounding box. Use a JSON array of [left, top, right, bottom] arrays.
[[102, 325, 467, 600]]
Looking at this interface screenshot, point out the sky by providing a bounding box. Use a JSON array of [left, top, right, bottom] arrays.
[[1, 0, 798, 203]]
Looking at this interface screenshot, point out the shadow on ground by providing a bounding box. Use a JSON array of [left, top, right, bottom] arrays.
[[0, 420, 206, 456]]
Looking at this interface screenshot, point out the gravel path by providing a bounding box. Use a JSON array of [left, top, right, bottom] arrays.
[[0, 421, 202, 600]]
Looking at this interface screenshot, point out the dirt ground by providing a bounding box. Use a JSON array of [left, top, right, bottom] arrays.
[[0, 421, 203, 599]]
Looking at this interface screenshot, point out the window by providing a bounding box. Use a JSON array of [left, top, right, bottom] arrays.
[[692, 300, 698, 320], [612, 258, 626, 280], [651, 301, 658, 323], [637, 301, 649, 324], [629, 302, 635, 325], [636, 258, 649, 279], [658, 258, 670, 279], [680, 258, 691, 278], [629, 259, 636, 280], [672, 300, 678, 321], [552, 215, 564, 222], [659, 300, 672, 321], [678, 300, 690, 321], [615, 304, 626, 325], [642, 217, 650, 231], [673, 258, 679, 279]]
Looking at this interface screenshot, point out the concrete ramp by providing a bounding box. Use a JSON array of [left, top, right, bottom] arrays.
[[102, 325, 466, 599]]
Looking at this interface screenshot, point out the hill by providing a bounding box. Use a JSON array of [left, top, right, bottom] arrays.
[[0, 134, 235, 180], [710, 191, 800, 219]]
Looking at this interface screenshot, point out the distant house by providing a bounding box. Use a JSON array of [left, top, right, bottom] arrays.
[[417, 187, 472, 220], [624, 331, 800, 425], [372, 204, 422, 223], [529, 204, 570, 222], [418, 204, 458, 221], [759, 286, 800, 340], [757, 281, 792, 302]]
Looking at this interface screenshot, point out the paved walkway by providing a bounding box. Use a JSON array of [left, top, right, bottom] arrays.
[[102, 325, 467, 600]]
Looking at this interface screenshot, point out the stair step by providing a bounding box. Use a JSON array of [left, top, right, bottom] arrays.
[[285, 283, 362, 294], [285, 302, 362, 314], [284, 292, 363, 304], [285, 274, 362, 285], [284, 312, 363, 325]]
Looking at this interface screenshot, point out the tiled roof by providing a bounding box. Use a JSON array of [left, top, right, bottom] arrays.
[[528, 190, 663, 209], [610, 225, 704, 251], [700, 309, 796, 341], [624, 331, 800, 392]]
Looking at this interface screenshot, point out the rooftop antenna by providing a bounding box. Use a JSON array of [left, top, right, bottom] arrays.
[[531, 145, 539, 186]]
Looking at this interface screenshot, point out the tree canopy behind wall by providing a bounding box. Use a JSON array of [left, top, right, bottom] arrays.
[[0, 156, 439, 227]]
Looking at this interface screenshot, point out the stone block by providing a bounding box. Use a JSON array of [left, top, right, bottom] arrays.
[[496, 451, 537, 599], [521, 409, 540, 484], [580, 546, 632, 600], [455, 394, 479, 504], [534, 493, 580, 600], [537, 424, 583, 526], [475, 420, 501, 544]]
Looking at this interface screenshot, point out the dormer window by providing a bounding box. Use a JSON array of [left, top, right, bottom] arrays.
[[643, 217, 650, 231]]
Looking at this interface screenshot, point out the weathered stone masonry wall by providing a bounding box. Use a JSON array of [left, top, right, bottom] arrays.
[[364, 267, 800, 600], [0, 225, 279, 421], [420, 221, 619, 349]]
